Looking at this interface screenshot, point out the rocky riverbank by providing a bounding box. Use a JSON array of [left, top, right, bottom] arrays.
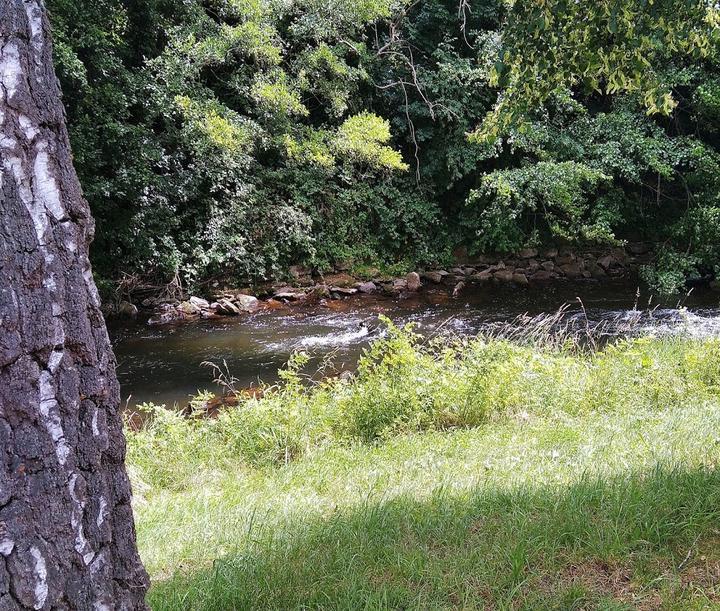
[[112, 244, 654, 325]]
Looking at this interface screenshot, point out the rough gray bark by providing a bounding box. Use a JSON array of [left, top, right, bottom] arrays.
[[0, 1, 149, 608]]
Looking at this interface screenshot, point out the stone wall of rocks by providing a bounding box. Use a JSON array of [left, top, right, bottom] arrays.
[[112, 244, 653, 325]]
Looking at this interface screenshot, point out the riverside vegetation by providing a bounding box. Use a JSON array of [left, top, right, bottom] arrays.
[[128, 320, 720, 608], [48, 0, 720, 295]]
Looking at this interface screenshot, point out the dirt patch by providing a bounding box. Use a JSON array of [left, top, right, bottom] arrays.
[[678, 536, 720, 601]]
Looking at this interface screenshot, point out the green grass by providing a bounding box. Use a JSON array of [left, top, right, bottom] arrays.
[[129, 329, 720, 609]]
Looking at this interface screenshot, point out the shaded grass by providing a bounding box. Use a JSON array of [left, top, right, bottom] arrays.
[[147, 467, 720, 609]]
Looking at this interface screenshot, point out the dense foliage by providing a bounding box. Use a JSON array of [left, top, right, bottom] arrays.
[[48, 0, 720, 292]]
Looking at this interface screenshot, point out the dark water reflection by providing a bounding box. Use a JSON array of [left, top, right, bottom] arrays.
[[109, 280, 720, 408]]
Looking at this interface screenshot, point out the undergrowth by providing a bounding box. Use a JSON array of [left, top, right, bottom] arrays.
[[127, 318, 720, 490]]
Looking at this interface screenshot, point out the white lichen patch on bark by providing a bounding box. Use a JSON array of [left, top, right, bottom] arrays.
[[38, 370, 70, 466], [83, 267, 102, 308], [0, 537, 14, 556], [96, 496, 107, 528], [68, 475, 95, 565], [23, 2, 43, 52], [33, 142, 66, 221], [91, 407, 100, 436], [0, 41, 21, 100], [18, 114, 38, 140], [29, 546, 48, 610]]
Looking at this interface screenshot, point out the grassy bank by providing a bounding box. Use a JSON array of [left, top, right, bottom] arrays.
[[128, 326, 720, 609]]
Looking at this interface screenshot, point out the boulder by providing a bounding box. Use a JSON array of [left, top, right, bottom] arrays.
[[597, 255, 617, 270], [541, 261, 555, 272], [178, 301, 202, 316], [518, 248, 538, 259], [307, 285, 331, 300], [541, 248, 559, 259], [189, 296, 210, 309], [530, 270, 555, 282], [274, 290, 306, 302], [235, 294, 260, 312], [452, 281, 465, 298], [494, 269, 514, 283], [323, 273, 355, 287], [118, 301, 138, 318], [469, 271, 493, 283], [356, 281, 378, 294], [216, 298, 241, 315], [586, 262, 606, 279], [406, 272, 422, 292], [331, 287, 358, 297], [559, 263, 583, 279], [555, 252, 576, 266], [422, 270, 448, 284], [512, 273, 529, 286]]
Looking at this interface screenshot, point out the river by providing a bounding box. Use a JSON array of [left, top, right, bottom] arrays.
[[109, 280, 720, 408]]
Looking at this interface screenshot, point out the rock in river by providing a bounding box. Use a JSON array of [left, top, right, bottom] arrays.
[[118, 301, 138, 318], [406, 272, 422, 292], [235, 294, 260, 312]]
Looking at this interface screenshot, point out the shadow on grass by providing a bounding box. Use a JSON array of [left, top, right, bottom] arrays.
[[148, 464, 720, 610]]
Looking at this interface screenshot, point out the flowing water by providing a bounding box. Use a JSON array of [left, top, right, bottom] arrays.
[[110, 280, 720, 408]]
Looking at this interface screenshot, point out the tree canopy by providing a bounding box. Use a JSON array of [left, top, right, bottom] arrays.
[[47, 0, 720, 293]]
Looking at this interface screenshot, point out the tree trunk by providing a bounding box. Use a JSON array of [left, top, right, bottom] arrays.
[[0, 1, 149, 608]]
